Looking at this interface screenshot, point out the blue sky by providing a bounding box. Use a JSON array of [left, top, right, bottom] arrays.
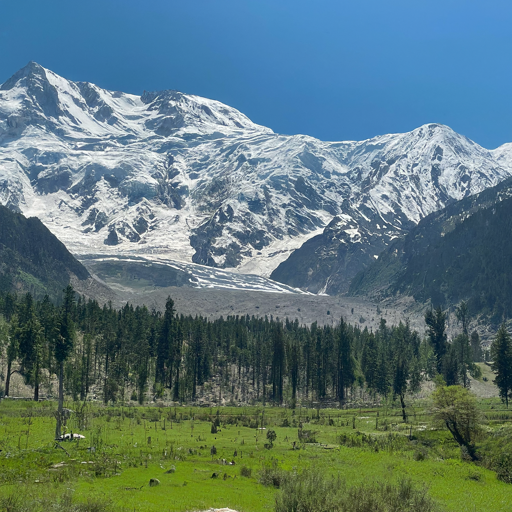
[[1, 0, 511, 148]]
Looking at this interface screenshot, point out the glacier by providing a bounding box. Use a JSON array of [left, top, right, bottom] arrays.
[[1, 61, 511, 294]]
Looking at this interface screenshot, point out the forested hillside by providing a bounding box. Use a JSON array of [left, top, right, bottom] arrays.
[[349, 177, 512, 323], [0, 204, 90, 299]]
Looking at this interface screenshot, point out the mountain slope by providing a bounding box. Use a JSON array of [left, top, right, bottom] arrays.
[[1, 62, 512, 294], [0, 203, 92, 299], [271, 124, 512, 293], [349, 176, 512, 322]]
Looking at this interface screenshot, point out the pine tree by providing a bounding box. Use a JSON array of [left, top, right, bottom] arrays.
[[336, 318, 354, 402], [425, 307, 447, 374], [455, 301, 472, 387], [17, 294, 44, 401], [271, 324, 286, 404], [470, 331, 483, 362], [452, 334, 471, 388], [55, 285, 76, 439], [156, 297, 175, 387], [361, 331, 378, 394], [491, 324, 512, 407], [4, 314, 19, 397], [287, 335, 300, 407]]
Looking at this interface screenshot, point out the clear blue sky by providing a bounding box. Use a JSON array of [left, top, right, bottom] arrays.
[[1, 0, 511, 148]]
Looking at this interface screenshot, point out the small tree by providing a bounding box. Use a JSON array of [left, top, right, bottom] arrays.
[[431, 385, 481, 460], [266, 429, 277, 448]]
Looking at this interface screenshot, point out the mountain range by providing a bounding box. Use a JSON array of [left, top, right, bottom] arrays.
[[1, 62, 512, 295]]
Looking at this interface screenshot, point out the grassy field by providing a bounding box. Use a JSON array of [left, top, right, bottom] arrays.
[[1, 396, 512, 512]]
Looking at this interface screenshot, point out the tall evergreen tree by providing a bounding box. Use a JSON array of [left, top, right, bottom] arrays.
[[425, 307, 447, 374], [55, 285, 76, 439], [470, 331, 483, 362], [452, 334, 471, 388], [156, 297, 175, 387], [4, 314, 21, 398], [491, 324, 512, 407], [455, 301, 471, 387], [361, 330, 378, 394], [336, 318, 355, 402], [271, 324, 286, 404], [17, 294, 44, 401]]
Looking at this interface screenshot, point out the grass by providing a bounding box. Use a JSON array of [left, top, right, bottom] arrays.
[[1, 399, 512, 511]]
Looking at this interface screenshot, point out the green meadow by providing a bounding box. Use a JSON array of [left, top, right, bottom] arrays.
[[2, 394, 512, 512]]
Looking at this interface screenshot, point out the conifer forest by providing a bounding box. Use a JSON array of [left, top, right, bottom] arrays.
[[0, 287, 487, 409]]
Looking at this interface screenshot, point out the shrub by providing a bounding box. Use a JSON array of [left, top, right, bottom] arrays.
[[240, 466, 252, 478], [259, 459, 288, 488], [298, 429, 317, 443], [0, 491, 114, 512], [479, 425, 512, 481], [275, 470, 444, 512], [267, 429, 277, 444]]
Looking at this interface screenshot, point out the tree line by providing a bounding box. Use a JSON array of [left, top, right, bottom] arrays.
[[0, 289, 491, 414]]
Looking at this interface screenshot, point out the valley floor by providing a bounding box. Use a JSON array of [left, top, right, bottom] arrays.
[[1, 390, 512, 512]]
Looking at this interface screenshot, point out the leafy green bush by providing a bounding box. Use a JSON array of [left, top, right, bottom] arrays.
[[480, 426, 512, 482], [259, 459, 288, 488], [240, 465, 252, 478]]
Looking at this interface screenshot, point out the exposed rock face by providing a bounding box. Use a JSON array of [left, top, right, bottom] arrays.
[[1, 62, 511, 293]]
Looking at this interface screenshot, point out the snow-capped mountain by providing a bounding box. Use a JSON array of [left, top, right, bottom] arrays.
[[1, 62, 511, 294]]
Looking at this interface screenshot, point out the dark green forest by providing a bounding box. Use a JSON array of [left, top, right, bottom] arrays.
[[0, 204, 89, 299], [0, 289, 484, 415]]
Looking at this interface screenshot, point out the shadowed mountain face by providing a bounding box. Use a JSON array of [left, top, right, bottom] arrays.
[[0, 203, 91, 299], [1, 62, 511, 294], [349, 176, 512, 322]]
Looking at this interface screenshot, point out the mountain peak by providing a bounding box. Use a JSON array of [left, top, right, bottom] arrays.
[[1, 61, 48, 91], [412, 123, 456, 138]]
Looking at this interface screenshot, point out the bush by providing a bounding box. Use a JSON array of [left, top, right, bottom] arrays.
[[267, 429, 277, 444], [479, 425, 512, 481], [240, 466, 252, 478], [413, 448, 428, 461], [259, 459, 288, 488], [0, 491, 114, 512], [275, 470, 444, 512], [298, 429, 317, 443]]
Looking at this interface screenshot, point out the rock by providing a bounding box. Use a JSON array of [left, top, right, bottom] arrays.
[[149, 478, 160, 487], [58, 433, 85, 441]]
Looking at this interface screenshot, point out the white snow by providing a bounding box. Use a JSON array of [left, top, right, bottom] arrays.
[[1, 64, 512, 293]]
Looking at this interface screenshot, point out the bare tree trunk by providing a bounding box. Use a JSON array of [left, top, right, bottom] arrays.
[[55, 361, 64, 440], [33, 361, 40, 401], [5, 361, 12, 397], [400, 393, 407, 422]]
